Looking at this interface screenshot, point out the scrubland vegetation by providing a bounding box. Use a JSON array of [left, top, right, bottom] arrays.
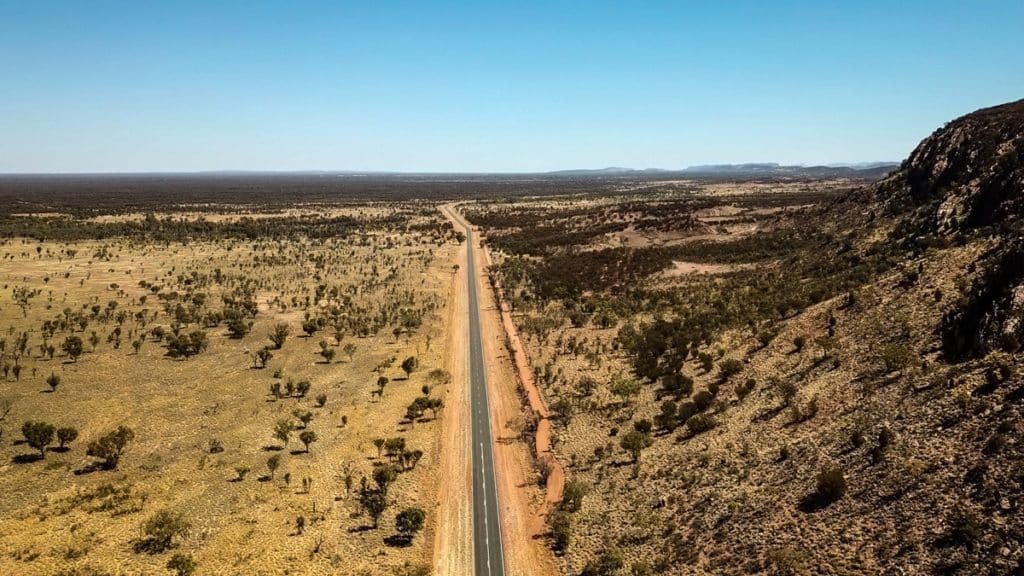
[[2, 99, 1022, 576], [0, 192, 461, 575], [465, 100, 1024, 576]]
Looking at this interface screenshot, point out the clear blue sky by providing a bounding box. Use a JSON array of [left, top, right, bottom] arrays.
[[1, 1, 1021, 173]]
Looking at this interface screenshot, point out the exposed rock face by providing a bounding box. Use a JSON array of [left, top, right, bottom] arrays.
[[875, 99, 1024, 359], [880, 99, 1024, 237]]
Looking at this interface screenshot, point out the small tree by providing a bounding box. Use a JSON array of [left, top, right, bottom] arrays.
[[22, 420, 55, 458], [167, 553, 196, 576], [373, 437, 386, 459], [62, 335, 84, 362], [87, 425, 134, 469], [270, 323, 290, 349], [549, 509, 572, 552], [610, 376, 641, 406], [581, 548, 625, 576], [360, 490, 388, 528], [138, 509, 190, 553], [255, 347, 273, 369], [267, 454, 281, 480], [374, 464, 398, 496], [320, 346, 336, 364], [274, 419, 294, 447], [295, 380, 312, 398], [717, 358, 744, 381], [806, 466, 847, 510], [315, 393, 327, 407], [395, 507, 426, 542], [401, 356, 418, 379], [793, 335, 807, 352], [427, 368, 451, 387], [342, 342, 357, 361], [299, 429, 318, 452], [302, 318, 320, 337], [293, 409, 313, 429], [619, 430, 652, 463], [560, 479, 588, 512], [46, 373, 61, 392], [56, 426, 78, 449]]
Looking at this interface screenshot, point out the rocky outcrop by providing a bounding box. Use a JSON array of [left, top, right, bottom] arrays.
[[879, 99, 1024, 237], [871, 99, 1024, 359]]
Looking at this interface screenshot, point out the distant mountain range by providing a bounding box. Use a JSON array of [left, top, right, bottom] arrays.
[[546, 162, 900, 179]]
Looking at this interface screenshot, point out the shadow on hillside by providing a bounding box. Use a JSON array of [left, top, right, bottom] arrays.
[[384, 534, 413, 548]]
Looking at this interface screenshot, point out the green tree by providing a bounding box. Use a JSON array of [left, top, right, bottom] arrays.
[[56, 426, 78, 449], [86, 425, 135, 469], [273, 419, 294, 447], [360, 491, 388, 528], [299, 429, 318, 453], [270, 322, 290, 349], [581, 547, 625, 576], [401, 356, 418, 378], [395, 507, 426, 541], [22, 420, 55, 457], [374, 464, 398, 496], [167, 553, 197, 576], [266, 454, 281, 480], [560, 479, 588, 512], [62, 335, 84, 362], [549, 509, 572, 552], [319, 346, 336, 364], [619, 430, 653, 463], [138, 509, 190, 553], [342, 342, 357, 361]]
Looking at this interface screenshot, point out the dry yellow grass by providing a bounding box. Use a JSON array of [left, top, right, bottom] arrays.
[[0, 212, 457, 575]]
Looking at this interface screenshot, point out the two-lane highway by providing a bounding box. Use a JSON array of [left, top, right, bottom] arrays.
[[450, 207, 506, 576]]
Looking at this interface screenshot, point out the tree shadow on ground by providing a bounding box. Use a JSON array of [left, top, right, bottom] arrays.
[[383, 534, 413, 547], [73, 461, 107, 475], [797, 492, 835, 514]]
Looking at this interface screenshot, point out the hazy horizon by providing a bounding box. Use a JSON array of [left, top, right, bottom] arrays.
[[2, 1, 1022, 173]]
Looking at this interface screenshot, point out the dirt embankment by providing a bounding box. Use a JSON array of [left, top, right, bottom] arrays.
[[480, 245, 566, 511], [444, 205, 566, 511]]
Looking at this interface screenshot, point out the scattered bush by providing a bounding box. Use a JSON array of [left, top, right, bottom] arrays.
[[549, 509, 572, 552], [395, 507, 426, 542], [136, 509, 190, 553], [56, 426, 79, 449], [167, 553, 196, 576], [22, 420, 55, 458], [87, 426, 135, 470]]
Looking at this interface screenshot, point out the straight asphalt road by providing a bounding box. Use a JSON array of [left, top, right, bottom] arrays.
[[453, 209, 506, 576]]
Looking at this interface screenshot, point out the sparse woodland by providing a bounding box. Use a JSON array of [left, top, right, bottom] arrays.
[[1, 99, 1022, 576], [466, 100, 1024, 576], [0, 199, 461, 575]]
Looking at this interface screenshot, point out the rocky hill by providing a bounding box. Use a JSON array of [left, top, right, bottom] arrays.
[[470, 99, 1024, 575]]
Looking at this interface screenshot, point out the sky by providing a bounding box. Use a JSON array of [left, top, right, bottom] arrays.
[[1, 1, 1022, 173]]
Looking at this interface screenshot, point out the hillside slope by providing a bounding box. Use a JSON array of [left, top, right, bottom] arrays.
[[472, 99, 1024, 575]]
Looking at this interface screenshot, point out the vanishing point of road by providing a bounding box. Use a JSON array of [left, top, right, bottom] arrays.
[[449, 208, 506, 576]]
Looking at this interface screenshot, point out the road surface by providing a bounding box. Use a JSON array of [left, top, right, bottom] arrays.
[[451, 208, 506, 576]]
